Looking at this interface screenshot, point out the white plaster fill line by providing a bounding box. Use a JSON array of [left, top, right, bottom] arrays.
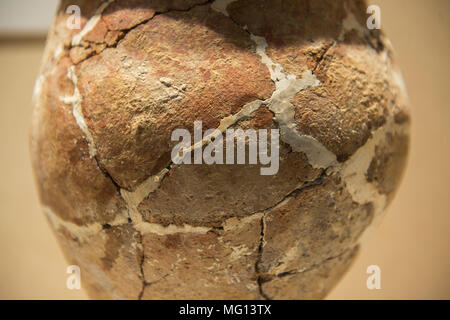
[[339, 4, 368, 41], [249, 33, 337, 169], [120, 168, 169, 209], [338, 117, 409, 246], [44, 205, 210, 237], [61, 65, 97, 158], [211, 0, 237, 17], [211, 3, 337, 169], [71, 0, 115, 46]]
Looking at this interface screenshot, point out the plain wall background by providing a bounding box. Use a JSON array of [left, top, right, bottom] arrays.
[[0, 0, 58, 36], [0, 0, 449, 299]]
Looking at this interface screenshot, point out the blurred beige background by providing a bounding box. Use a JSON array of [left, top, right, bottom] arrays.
[[0, 0, 449, 299]]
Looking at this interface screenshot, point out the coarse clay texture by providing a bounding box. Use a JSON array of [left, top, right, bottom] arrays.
[[30, 0, 410, 299]]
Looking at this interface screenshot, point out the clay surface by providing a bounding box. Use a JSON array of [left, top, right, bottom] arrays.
[[30, 0, 410, 299]]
